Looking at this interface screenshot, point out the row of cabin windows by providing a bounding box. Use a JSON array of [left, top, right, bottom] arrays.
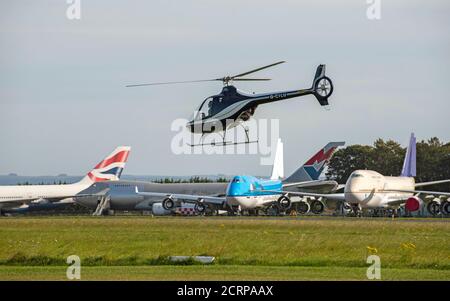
[[0, 196, 48, 199]]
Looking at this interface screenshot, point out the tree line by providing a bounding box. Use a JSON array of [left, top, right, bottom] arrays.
[[326, 137, 450, 190]]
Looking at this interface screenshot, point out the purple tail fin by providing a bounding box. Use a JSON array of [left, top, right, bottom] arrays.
[[401, 133, 416, 177]]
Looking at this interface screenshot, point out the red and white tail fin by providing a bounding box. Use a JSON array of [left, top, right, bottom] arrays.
[[78, 146, 131, 184], [283, 142, 344, 183]]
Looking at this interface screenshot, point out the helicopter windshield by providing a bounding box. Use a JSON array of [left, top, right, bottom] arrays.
[[193, 95, 224, 121]]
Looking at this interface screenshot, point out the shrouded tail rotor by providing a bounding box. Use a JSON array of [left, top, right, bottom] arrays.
[[311, 64, 333, 106]]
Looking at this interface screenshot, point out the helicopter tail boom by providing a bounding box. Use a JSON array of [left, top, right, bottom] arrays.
[[311, 64, 333, 106]]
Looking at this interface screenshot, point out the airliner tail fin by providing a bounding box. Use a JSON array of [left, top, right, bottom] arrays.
[[283, 141, 344, 183], [400, 133, 416, 177], [270, 138, 284, 180], [78, 146, 131, 184]]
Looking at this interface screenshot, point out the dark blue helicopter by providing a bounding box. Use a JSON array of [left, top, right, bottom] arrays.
[[127, 61, 333, 146]]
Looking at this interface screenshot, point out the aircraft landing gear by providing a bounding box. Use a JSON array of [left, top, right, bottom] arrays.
[[351, 204, 362, 217], [265, 204, 280, 216]]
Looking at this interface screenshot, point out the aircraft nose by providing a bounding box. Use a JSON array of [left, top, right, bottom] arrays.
[[344, 179, 363, 203], [344, 191, 362, 203], [225, 196, 239, 206], [226, 183, 239, 196], [226, 177, 246, 197]]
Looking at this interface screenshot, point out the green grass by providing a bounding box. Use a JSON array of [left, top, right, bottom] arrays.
[[1, 265, 449, 281], [0, 216, 449, 280]]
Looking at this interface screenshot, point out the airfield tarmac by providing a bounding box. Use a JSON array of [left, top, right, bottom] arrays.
[[0, 216, 449, 280]]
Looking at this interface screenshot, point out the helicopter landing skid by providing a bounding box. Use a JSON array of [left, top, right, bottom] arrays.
[[187, 139, 258, 147], [188, 125, 258, 147]]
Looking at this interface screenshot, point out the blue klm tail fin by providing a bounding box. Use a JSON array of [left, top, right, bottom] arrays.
[[400, 133, 416, 177]]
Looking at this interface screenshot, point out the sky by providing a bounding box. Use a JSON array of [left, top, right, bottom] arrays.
[[0, 0, 449, 176]]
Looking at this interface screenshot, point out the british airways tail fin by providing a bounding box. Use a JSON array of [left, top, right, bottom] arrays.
[[78, 146, 131, 185], [283, 141, 344, 183], [270, 138, 284, 180], [400, 133, 416, 177]]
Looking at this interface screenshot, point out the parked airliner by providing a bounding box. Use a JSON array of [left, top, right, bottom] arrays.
[[271, 133, 450, 215], [224, 141, 344, 212], [136, 140, 344, 214], [0, 146, 130, 214]]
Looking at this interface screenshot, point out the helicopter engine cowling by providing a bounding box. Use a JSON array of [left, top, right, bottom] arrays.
[[240, 106, 257, 121]]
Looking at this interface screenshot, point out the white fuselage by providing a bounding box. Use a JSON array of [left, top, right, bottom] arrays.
[[344, 170, 415, 208], [0, 182, 91, 207], [226, 195, 277, 209]]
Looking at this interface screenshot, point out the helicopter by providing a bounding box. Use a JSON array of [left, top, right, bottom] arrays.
[[126, 61, 333, 146]]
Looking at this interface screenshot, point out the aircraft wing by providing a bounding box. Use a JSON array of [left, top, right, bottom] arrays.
[[0, 197, 43, 205], [263, 189, 346, 201], [415, 179, 450, 187], [380, 198, 410, 207], [383, 189, 450, 197], [135, 187, 226, 205], [0, 193, 96, 205], [282, 180, 339, 192]]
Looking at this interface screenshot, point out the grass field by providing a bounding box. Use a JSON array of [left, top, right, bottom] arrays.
[[0, 216, 449, 280]]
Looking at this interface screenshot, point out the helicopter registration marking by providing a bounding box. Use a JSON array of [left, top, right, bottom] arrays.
[[269, 93, 288, 100]]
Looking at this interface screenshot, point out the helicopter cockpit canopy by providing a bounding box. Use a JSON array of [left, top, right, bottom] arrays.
[[193, 94, 225, 121]]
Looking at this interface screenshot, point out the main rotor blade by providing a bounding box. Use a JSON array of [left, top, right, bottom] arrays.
[[232, 78, 271, 81], [231, 61, 285, 79], [126, 79, 218, 87]]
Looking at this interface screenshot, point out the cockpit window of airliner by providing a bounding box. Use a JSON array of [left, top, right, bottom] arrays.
[[351, 173, 364, 178]]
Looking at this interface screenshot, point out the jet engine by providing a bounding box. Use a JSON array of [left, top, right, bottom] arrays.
[[342, 202, 353, 215], [194, 202, 206, 213], [162, 197, 176, 210], [31, 198, 50, 204], [277, 196, 291, 210], [310, 199, 325, 214], [440, 200, 449, 216], [404, 196, 422, 212], [152, 203, 172, 216], [426, 199, 441, 216], [296, 201, 310, 214]]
